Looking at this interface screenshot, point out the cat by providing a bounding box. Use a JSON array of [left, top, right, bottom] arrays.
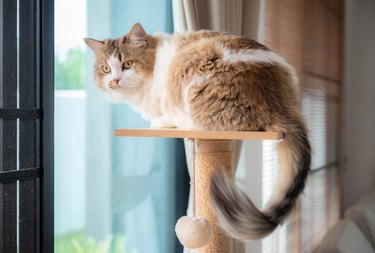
[[84, 23, 311, 240]]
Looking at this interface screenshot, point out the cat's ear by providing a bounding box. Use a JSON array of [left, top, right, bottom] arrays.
[[126, 23, 147, 46], [84, 38, 104, 53]]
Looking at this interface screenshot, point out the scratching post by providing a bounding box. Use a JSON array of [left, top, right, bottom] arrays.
[[195, 139, 233, 253], [114, 128, 283, 252]]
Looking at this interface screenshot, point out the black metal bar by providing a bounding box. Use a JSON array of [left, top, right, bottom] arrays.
[[0, 0, 18, 252], [40, 0, 54, 252], [0, 168, 41, 183], [19, 0, 40, 251], [19, 0, 38, 107], [0, 108, 43, 119]]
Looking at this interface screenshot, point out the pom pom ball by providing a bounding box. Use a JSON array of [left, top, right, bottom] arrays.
[[175, 216, 213, 249]]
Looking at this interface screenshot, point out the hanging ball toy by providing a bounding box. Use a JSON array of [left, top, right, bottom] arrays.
[[175, 216, 213, 249]]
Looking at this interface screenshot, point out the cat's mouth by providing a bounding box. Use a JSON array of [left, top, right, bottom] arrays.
[[107, 81, 141, 90], [108, 80, 120, 89]]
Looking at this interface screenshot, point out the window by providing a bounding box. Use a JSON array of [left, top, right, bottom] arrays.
[[54, 1, 189, 253]]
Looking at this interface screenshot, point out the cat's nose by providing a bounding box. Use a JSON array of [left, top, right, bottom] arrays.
[[113, 78, 120, 84]]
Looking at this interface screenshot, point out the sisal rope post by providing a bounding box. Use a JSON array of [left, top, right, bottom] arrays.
[[194, 139, 233, 253]]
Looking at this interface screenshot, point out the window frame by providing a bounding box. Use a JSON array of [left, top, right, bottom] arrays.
[[40, 0, 55, 253], [0, 0, 54, 252]]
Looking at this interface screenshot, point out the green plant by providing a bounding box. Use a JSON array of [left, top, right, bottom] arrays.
[[55, 48, 85, 90], [55, 231, 127, 253]]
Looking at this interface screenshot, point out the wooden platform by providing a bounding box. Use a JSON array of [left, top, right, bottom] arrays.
[[114, 128, 284, 140]]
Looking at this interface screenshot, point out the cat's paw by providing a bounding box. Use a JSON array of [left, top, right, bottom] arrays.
[[150, 116, 176, 128]]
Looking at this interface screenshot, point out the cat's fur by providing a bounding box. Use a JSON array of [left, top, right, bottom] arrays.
[[84, 23, 311, 241]]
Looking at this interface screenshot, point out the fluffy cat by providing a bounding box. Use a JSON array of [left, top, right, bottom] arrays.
[[84, 23, 311, 240]]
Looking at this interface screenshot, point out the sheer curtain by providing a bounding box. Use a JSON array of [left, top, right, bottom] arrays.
[[173, 0, 243, 33], [172, 0, 200, 32]]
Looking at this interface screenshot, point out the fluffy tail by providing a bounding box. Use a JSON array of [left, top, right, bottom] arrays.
[[210, 117, 311, 240]]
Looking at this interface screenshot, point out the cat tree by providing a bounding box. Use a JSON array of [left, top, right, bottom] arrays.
[[115, 128, 283, 253]]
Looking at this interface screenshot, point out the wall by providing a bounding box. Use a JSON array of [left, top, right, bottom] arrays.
[[343, 0, 375, 210]]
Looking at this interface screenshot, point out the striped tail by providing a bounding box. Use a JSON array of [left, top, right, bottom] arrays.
[[210, 117, 311, 240]]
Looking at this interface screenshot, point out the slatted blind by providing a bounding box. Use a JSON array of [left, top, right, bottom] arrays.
[[262, 0, 343, 252]]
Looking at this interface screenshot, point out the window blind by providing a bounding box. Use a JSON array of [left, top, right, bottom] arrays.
[[262, 0, 343, 252]]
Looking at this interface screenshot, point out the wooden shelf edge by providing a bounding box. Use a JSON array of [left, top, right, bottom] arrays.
[[114, 128, 284, 140]]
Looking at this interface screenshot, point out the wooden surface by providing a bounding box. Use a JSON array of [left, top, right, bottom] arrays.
[[114, 128, 284, 140]]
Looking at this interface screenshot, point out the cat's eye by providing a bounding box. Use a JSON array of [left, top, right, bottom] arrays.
[[123, 60, 133, 69], [102, 65, 111, 73]]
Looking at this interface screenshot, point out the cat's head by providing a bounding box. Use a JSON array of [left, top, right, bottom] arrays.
[[84, 23, 157, 101]]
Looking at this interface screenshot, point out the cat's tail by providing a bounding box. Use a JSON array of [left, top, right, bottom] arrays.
[[210, 116, 311, 240]]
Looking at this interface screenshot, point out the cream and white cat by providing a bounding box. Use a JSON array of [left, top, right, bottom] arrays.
[[84, 23, 311, 240]]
